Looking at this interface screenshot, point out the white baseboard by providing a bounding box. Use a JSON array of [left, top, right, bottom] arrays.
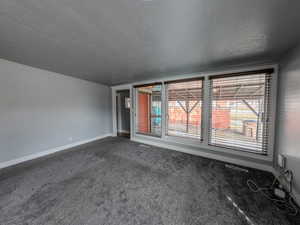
[[0, 133, 112, 170]]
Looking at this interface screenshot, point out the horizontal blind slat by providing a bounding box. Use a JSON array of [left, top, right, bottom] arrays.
[[208, 73, 272, 154], [166, 79, 203, 140]]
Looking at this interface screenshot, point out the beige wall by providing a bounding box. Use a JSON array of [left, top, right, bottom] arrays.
[[276, 44, 300, 204]]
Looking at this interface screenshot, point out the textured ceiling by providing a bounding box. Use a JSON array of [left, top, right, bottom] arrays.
[[1, 0, 300, 85]]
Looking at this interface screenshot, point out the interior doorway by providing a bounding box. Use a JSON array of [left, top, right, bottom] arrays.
[[116, 89, 131, 138]]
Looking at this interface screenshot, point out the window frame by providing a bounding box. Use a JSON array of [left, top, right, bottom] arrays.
[[207, 70, 273, 155], [164, 77, 204, 141], [134, 82, 163, 138], [129, 65, 277, 163]]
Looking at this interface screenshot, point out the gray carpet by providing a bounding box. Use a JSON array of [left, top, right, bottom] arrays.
[[0, 137, 299, 225]]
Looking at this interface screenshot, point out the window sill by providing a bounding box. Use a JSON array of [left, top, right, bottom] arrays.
[[135, 132, 161, 138]]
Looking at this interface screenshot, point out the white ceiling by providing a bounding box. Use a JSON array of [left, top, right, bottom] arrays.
[[1, 0, 300, 85]]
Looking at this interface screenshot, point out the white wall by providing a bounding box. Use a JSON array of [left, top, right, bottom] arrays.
[[0, 59, 112, 164], [276, 44, 300, 203]]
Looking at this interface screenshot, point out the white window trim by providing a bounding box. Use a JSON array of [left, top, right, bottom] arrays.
[[112, 64, 278, 164]]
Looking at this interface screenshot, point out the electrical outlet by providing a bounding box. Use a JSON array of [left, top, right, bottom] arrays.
[[278, 154, 286, 168]]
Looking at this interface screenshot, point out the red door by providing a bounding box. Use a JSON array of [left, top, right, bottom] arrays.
[[138, 93, 150, 133]]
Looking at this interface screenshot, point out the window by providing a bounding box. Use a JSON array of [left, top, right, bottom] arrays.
[[135, 83, 162, 137], [166, 79, 203, 139], [208, 72, 272, 154], [132, 68, 275, 156]]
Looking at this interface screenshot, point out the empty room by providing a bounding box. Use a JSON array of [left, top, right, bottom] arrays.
[[1, 0, 300, 224]]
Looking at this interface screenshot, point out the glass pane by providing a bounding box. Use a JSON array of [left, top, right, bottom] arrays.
[[210, 74, 268, 152], [136, 84, 162, 136], [167, 80, 203, 139]]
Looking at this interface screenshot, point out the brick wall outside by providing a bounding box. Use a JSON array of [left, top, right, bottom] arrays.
[[168, 107, 230, 129], [138, 93, 150, 133]]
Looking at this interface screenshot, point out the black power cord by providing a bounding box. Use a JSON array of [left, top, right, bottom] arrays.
[[247, 170, 298, 216]]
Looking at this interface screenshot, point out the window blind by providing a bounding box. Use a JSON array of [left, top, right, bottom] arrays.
[[208, 72, 272, 154], [166, 78, 203, 140]]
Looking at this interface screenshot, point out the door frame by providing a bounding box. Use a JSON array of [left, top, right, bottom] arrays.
[[112, 85, 132, 138]]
